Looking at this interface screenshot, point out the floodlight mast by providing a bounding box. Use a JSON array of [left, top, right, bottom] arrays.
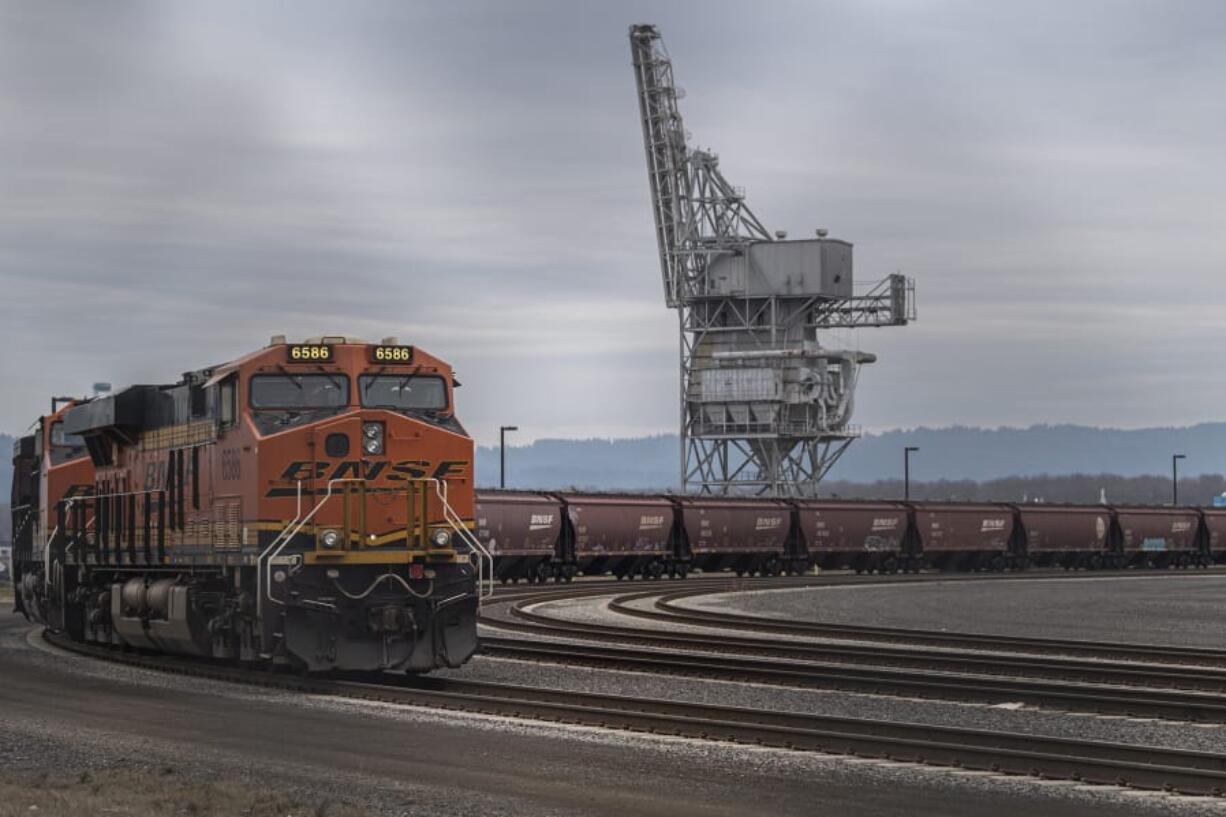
[[629, 23, 916, 497]]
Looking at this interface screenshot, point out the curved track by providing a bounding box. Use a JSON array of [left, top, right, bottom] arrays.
[[478, 572, 1226, 723], [35, 569, 1226, 800], [43, 630, 1226, 797]]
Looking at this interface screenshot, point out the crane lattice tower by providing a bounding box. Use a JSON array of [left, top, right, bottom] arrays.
[[629, 23, 916, 497]]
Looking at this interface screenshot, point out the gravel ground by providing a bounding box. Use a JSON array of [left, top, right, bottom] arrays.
[[464, 588, 1226, 755], [441, 655, 1226, 755], [4, 622, 1223, 817], [0, 766, 367, 817], [673, 575, 1226, 647], [9, 571, 1226, 816]]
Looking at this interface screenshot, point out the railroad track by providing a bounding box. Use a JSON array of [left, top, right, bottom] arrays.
[[480, 635, 1226, 722], [42, 630, 1226, 797], [479, 579, 1226, 721], [489, 565, 1223, 602], [489, 585, 1226, 683], [488, 573, 1226, 669], [629, 585, 1226, 667]]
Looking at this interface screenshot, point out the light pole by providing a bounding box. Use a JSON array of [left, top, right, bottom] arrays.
[[904, 446, 919, 501], [500, 426, 518, 489], [1172, 454, 1186, 506]]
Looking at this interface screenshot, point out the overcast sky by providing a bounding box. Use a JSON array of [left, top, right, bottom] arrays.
[[2, 1, 1224, 446]]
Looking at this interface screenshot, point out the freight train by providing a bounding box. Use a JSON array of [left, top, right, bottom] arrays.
[[476, 491, 1221, 582], [9, 336, 491, 672]]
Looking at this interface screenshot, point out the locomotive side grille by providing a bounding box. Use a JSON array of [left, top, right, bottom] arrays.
[[212, 498, 241, 549], [139, 421, 216, 452]]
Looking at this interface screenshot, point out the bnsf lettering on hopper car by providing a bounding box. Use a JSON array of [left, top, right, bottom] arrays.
[[528, 514, 554, 530]]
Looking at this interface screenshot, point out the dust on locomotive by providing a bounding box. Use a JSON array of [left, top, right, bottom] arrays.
[[9, 336, 486, 672]]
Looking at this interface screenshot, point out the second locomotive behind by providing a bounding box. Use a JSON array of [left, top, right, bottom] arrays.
[[10, 336, 490, 672]]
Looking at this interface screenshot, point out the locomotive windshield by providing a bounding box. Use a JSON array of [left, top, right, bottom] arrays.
[[359, 374, 447, 410], [250, 374, 349, 409]]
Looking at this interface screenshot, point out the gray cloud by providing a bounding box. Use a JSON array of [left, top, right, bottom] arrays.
[[2, 1, 1224, 445]]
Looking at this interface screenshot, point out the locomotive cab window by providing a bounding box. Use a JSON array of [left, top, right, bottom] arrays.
[[190, 383, 208, 418], [359, 375, 447, 410], [218, 375, 238, 428], [250, 374, 350, 409]]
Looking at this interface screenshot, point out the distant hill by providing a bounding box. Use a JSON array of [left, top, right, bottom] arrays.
[[478, 423, 1226, 491], [828, 424, 1226, 483], [475, 435, 677, 491], [823, 473, 1226, 506], [3, 424, 1224, 504]]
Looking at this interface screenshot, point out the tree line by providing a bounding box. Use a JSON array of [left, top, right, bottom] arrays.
[[821, 473, 1226, 505]]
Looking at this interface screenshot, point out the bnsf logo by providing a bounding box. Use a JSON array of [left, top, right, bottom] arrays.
[[981, 518, 1007, 532], [640, 515, 666, 530], [871, 518, 899, 531], [266, 459, 468, 497], [756, 516, 782, 531], [529, 513, 554, 531]]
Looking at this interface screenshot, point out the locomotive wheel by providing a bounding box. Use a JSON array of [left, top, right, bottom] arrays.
[[990, 555, 1006, 572], [882, 557, 898, 575], [1089, 554, 1103, 570]]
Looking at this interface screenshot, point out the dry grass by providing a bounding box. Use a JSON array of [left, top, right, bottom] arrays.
[[0, 768, 368, 817]]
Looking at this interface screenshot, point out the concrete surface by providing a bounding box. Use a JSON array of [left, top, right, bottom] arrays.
[[679, 574, 1226, 647]]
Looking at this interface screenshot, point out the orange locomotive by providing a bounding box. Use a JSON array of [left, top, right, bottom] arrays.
[[9, 336, 489, 672], [10, 399, 94, 628]]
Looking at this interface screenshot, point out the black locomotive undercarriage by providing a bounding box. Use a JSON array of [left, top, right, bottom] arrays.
[[18, 549, 478, 673]]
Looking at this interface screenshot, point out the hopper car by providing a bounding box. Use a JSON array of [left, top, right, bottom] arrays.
[[474, 491, 1218, 581], [10, 336, 491, 673]]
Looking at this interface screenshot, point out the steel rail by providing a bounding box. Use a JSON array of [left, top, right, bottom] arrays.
[[630, 587, 1226, 667], [42, 630, 1226, 797], [489, 590, 1226, 692], [488, 565, 1223, 602], [479, 636, 1226, 722]]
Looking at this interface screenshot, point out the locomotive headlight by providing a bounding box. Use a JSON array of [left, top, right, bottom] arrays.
[[430, 527, 452, 548], [362, 422, 384, 455], [320, 529, 342, 549]]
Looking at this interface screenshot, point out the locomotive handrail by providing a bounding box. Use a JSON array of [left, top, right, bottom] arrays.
[[264, 478, 357, 613], [257, 480, 305, 620], [427, 477, 494, 603], [260, 477, 493, 618], [41, 496, 79, 593]]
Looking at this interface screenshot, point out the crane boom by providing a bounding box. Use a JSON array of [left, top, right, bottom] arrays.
[[630, 24, 771, 307]]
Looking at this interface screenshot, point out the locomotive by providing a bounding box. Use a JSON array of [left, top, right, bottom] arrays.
[[10, 336, 490, 672], [476, 490, 1220, 582]]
